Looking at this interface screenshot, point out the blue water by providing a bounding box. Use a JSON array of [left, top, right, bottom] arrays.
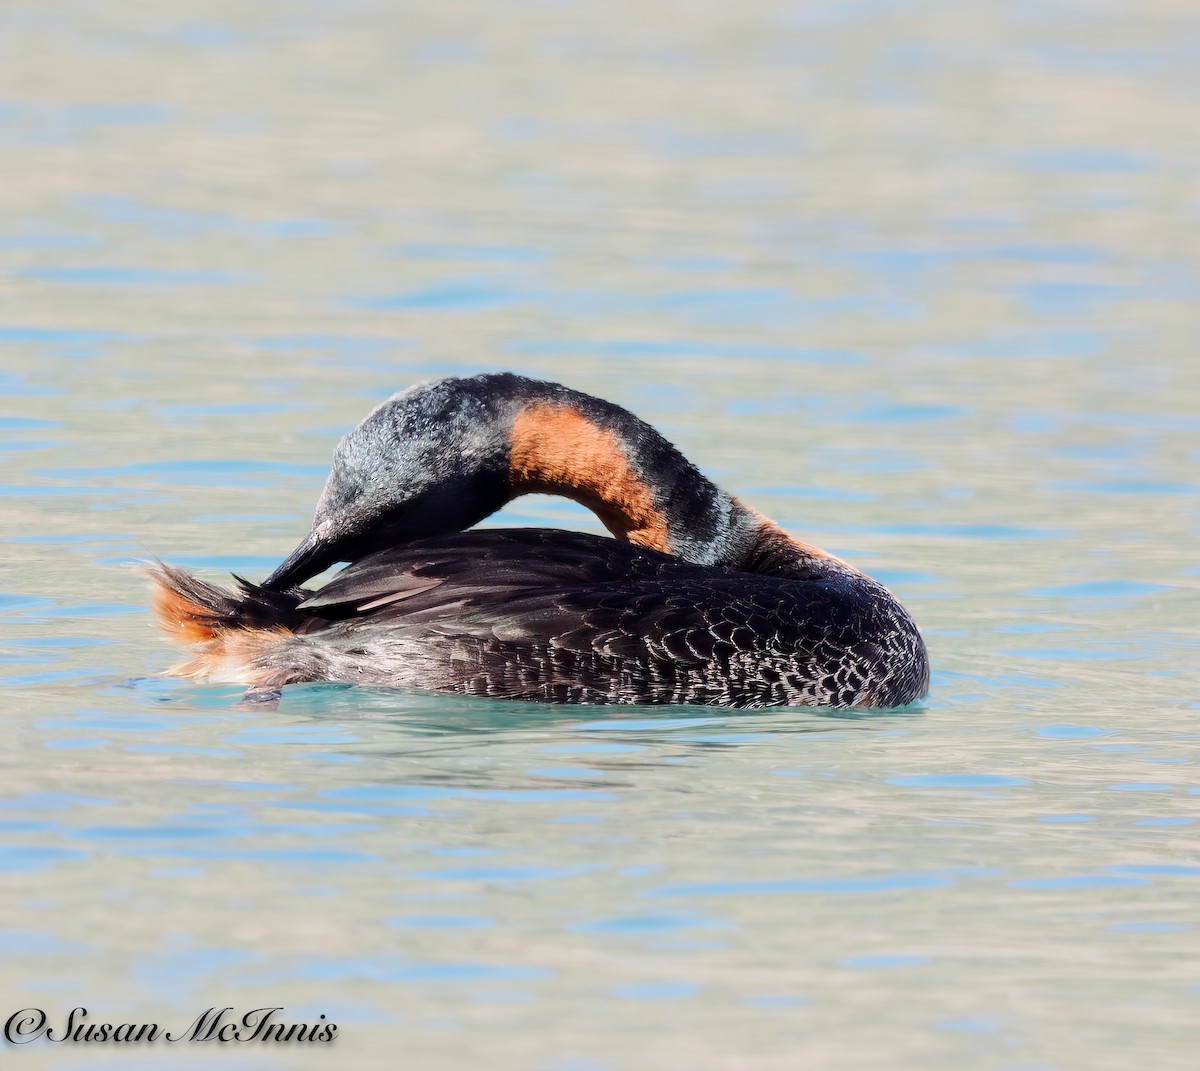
[[1, 1, 1198, 1069]]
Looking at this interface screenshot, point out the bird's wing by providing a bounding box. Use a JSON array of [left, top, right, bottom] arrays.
[[290, 528, 841, 671]]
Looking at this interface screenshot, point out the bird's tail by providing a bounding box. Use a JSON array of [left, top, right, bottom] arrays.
[[146, 561, 306, 684]]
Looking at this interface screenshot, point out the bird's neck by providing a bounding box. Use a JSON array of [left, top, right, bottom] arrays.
[[503, 389, 850, 579]]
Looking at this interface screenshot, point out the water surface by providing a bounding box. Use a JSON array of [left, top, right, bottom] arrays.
[[1, 1, 1197, 1068]]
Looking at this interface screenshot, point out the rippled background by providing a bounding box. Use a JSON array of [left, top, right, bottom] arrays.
[[2, 1, 1198, 1067]]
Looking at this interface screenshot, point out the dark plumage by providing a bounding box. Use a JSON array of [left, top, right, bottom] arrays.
[[149, 374, 930, 708]]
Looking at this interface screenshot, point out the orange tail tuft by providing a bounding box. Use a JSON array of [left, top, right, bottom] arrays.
[[149, 573, 222, 644], [145, 561, 296, 684]]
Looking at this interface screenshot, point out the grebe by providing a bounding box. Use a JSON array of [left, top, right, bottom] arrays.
[[148, 373, 929, 707]]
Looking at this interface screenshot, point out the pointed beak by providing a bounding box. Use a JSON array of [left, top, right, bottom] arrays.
[[261, 523, 342, 590]]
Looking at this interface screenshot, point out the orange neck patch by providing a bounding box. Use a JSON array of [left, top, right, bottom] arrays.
[[747, 508, 839, 562], [509, 402, 672, 554], [741, 506, 869, 579]]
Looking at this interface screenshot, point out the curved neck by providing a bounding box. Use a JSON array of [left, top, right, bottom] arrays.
[[503, 386, 749, 566], [264, 372, 859, 591], [500, 380, 848, 578]]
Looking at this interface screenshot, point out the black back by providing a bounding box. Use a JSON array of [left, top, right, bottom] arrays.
[[279, 529, 928, 708]]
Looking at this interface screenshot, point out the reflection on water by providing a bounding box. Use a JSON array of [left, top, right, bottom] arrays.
[[1, 0, 1198, 1068]]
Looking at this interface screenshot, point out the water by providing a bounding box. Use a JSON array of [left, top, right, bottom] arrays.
[[1, 1, 1198, 1068]]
